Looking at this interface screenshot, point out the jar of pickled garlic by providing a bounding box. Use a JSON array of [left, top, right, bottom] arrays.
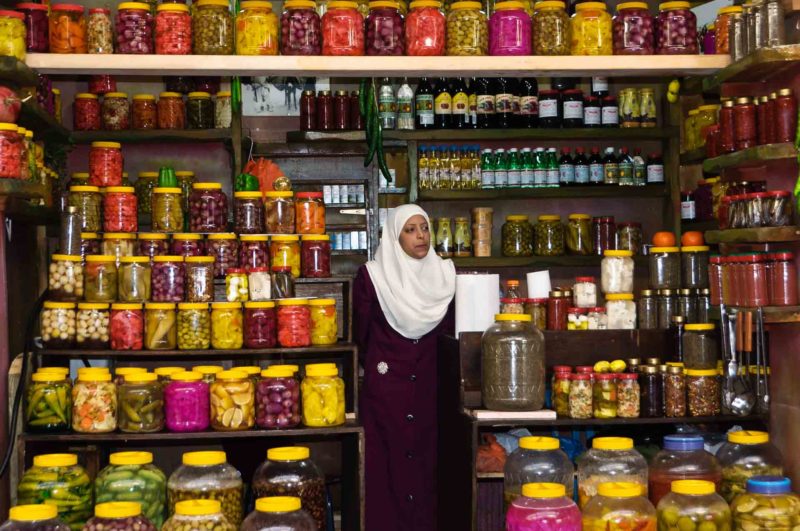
[[240, 234, 269, 269], [309, 298, 337, 345], [41, 301, 77, 349], [264, 191, 296, 233], [365, 1, 404, 55], [446, 2, 488, 55], [193, 0, 234, 54], [49, 254, 84, 302], [322, 1, 364, 55], [244, 301, 277, 348], [571, 2, 612, 55], [145, 302, 177, 349], [211, 302, 244, 349], [156, 4, 192, 54], [73, 371, 117, 432], [208, 233, 239, 277], [215, 90, 232, 128], [489, 1, 531, 55], [89, 141, 123, 187], [74, 93, 102, 131], [177, 302, 211, 349], [75, 302, 110, 349], [301, 363, 345, 426], [295, 191, 325, 234], [137, 232, 168, 260], [103, 186, 137, 232], [233, 191, 264, 234], [187, 92, 214, 129], [405, 0, 445, 55], [131, 94, 157, 129], [271, 235, 301, 278], [300, 235, 331, 278], [532, 0, 570, 54], [277, 298, 311, 347], [210, 370, 255, 430], [101, 93, 130, 131], [49, 3, 87, 53], [84, 255, 118, 302], [656, 1, 697, 54], [152, 187, 184, 232], [157, 92, 186, 129], [102, 233, 136, 266], [185, 256, 215, 302], [236, 1, 279, 55], [188, 182, 228, 232], [118, 256, 151, 302], [0, 10, 27, 60], [115, 2, 154, 54], [18, 3, 49, 53], [613, 2, 654, 54], [582, 482, 656, 530], [225, 268, 249, 302], [280, 0, 322, 55]]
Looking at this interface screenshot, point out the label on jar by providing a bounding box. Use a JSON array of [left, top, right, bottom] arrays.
[[563, 100, 583, 120], [681, 200, 696, 220], [521, 167, 533, 186], [575, 163, 589, 184], [495, 93, 513, 114], [507, 168, 521, 187], [647, 163, 664, 183], [539, 98, 558, 118], [434, 93, 452, 115], [559, 163, 575, 184], [533, 168, 547, 187], [494, 167, 508, 187], [415, 94, 434, 125], [520, 95, 538, 116], [584, 106, 601, 125], [452, 91, 469, 116], [602, 105, 619, 125], [476, 95, 495, 115], [589, 162, 604, 184], [468, 93, 478, 124]]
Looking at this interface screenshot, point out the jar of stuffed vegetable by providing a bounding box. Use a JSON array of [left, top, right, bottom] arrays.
[[118, 372, 165, 433], [69, 185, 102, 233], [239, 234, 269, 269], [186, 92, 214, 129], [301, 363, 346, 426], [301, 235, 331, 278], [236, 1, 279, 55], [280, 0, 321, 55], [152, 187, 184, 232], [145, 302, 177, 350], [163, 500, 235, 531], [25, 371, 72, 432], [446, 1, 487, 55], [177, 303, 211, 349], [265, 191, 296, 233], [17, 454, 92, 528], [571, 2, 612, 55], [502, 215, 534, 257], [193, 0, 234, 54], [167, 452, 244, 526], [72, 372, 117, 433], [718, 431, 783, 502], [271, 235, 301, 277], [533, 1, 570, 54], [566, 213, 591, 255], [309, 298, 337, 345], [95, 452, 167, 527], [208, 233, 239, 277], [534, 215, 565, 256]]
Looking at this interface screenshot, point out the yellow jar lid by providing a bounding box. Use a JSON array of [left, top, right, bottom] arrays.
[[285, 0, 316, 7], [241, 0, 273, 8], [659, 1, 690, 9], [535, 0, 565, 6], [688, 109, 700, 116], [234, 366, 261, 376], [175, 170, 195, 177], [568, 213, 590, 220], [685, 369, 717, 376], [328, 0, 358, 7], [494, 0, 525, 9], [301, 235, 330, 241], [31, 372, 67, 382], [603, 250, 633, 257], [217, 91, 231, 97], [125, 372, 157, 383], [158, 92, 182, 98], [309, 298, 336, 306], [173, 233, 203, 240], [240, 234, 269, 241], [264, 191, 294, 197], [183, 450, 226, 466], [91, 141, 122, 149], [261, 366, 294, 378], [115, 367, 147, 376], [171, 370, 203, 381], [145, 302, 176, 310], [75, 93, 99, 99], [306, 363, 339, 377], [118, 1, 149, 9], [538, 214, 561, 222], [519, 436, 560, 451], [0, 123, 19, 132], [593, 436, 633, 450], [104, 186, 135, 193], [51, 254, 82, 262], [193, 365, 224, 375], [685, 323, 715, 331], [245, 301, 276, 310], [681, 246, 710, 252], [153, 187, 182, 194], [111, 303, 143, 310], [43, 301, 75, 309], [598, 482, 642, 498], [495, 313, 532, 321], [671, 479, 716, 496], [72, 172, 90, 179], [212, 302, 241, 309], [271, 364, 300, 373], [192, 182, 222, 190], [617, 2, 648, 10], [70, 185, 101, 193], [186, 256, 214, 263], [451, 1, 481, 9], [9, 505, 59, 522], [178, 302, 209, 311], [650, 246, 680, 253], [208, 232, 237, 240], [153, 255, 184, 262], [154, 366, 183, 377], [132, 94, 155, 101], [138, 171, 159, 178], [606, 293, 634, 301], [521, 482, 566, 499], [78, 366, 110, 374], [255, 497, 302, 513], [36, 367, 71, 375], [718, 5, 742, 14], [157, 3, 189, 10], [410, 0, 442, 8], [698, 104, 720, 112], [188, 92, 211, 99], [234, 191, 262, 198], [277, 298, 309, 306], [271, 235, 300, 242], [196, 0, 229, 7], [216, 370, 248, 380], [119, 256, 149, 264], [104, 232, 136, 239], [267, 446, 310, 461], [109, 451, 153, 465], [85, 254, 115, 262], [78, 302, 110, 310], [576, 1, 605, 8], [506, 215, 529, 221], [175, 500, 222, 516]]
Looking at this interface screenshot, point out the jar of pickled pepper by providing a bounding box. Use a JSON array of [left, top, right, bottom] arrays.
[[18, 3, 49, 53], [211, 302, 244, 350], [405, 0, 445, 55], [158, 92, 186, 129], [0, 10, 26, 60], [571, 2, 612, 55], [309, 298, 337, 345], [145, 302, 177, 350], [156, 3, 192, 54], [446, 1, 488, 56], [49, 3, 87, 53], [89, 141, 123, 187], [131, 94, 157, 130], [152, 187, 184, 232], [74, 93, 102, 131], [321, 1, 364, 55], [280, 0, 321, 55], [236, 1, 279, 55], [270, 235, 301, 278], [193, 0, 234, 54], [301, 363, 345, 426]]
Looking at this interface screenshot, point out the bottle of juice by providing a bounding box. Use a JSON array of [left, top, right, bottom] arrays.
[[438, 145, 451, 189], [429, 146, 441, 190]]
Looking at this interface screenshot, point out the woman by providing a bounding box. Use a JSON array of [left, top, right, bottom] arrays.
[[354, 204, 457, 531]]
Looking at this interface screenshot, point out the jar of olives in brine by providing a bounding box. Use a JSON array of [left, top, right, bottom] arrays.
[[163, 500, 235, 531], [566, 213, 591, 255], [533, 0, 570, 55], [167, 451, 244, 526], [193, 0, 234, 54], [534, 215, 565, 256], [502, 215, 534, 257], [446, 1, 488, 55]]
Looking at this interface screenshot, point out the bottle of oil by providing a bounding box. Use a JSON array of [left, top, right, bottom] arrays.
[[460, 146, 472, 189], [418, 145, 430, 190], [449, 145, 461, 190], [438, 145, 451, 189], [428, 146, 441, 190]]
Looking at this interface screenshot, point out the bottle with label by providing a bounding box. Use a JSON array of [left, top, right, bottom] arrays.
[[451, 78, 470, 129], [546, 147, 559, 187], [533, 147, 547, 187], [434, 78, 452, 129], [475, 78, 495, 129], [471, 146, 482, 188], [602, 147, 619, 185], [521, 147, 534, 187], [584, 96, 601, 128], [418, 145, 430, 190], [396, 79, 414, 130], [562, 89, 584, 127], [681, 190, 696, 220], [460, 146, 473, 189], [494, 77, 515, 129], [480, 148, 495, 188], [438, 145, 451, 189], [591, 76, 609, 98], [415, 77, 435, 129], [428, 146, 441, 189], [601, 95, 619, 127], [468, 78, 478, 128], [588, 146, 604, 184], [449, 145, 461, 189], [518, 78, 539, 128], [378, 78, 397, 129], [646, 153, 664, 184], [494, 148, 508, 187], [574, 147, 589, 184], [507, 148, 521, 187], [632, 148, 646, 186], [617, 147, 633, 186], [559, 147, 575, 185]]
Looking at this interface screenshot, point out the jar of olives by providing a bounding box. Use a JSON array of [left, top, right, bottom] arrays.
[[68, 185, 102, 233], [207, 233, 239, 277], [193, 0, 234, 54], [656, 1, 697, 54], [534, 215, 565, 256], [446, 1, 487, 55], [163, 500, 235, 531], [239, 234, 269, 269], [234, 191, 265, 234], [3, 504, 70, 531], [152, 255, 185, 302], [138, 232, 169, 259], [502, 215, 534, 257], [571, 1, 613, 55], [152, 187, 184, 232], [177, 302, 211, 349], [84, 255, 118, 302], [168, 450, 244, 526], [657, 480, 731, 531], [533, 0, 570, 54], [134, 171, 158, 215]]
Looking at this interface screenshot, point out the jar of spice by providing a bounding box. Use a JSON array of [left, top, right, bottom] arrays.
[[650, 246, 681, 289], [685, 369, 720, 416], [638, 289, 657, 329]]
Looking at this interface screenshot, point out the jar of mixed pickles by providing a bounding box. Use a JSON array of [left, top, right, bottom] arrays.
[[265, 191, 296, 233], [167, 452, 244, 526], [568, 373, 592, 419], [656, 1, 697, 54], [235, 1, 279, 55], [244, 301, 277, 348], [239, 234, 269, 269], [277, 298, 311, 347], [84, 255, 118, 302], [571, 2, 613, 55], [309, 298, 337, 345], [189, 182, 228, 232], [208, 233, 239, 277], [616, 372, 639, 418], [321, 1, 364, 55], [157, 92, 186, 129], [211, 302, 244, 349], [145, 302, 177, 350], [731, 476, 799, 530], [193, 0, 234, 54], [69, 185, 102, 232], [73, 371, 117, 432], [534, 215, 565, 256], [49, 3, 87, 53], [155, 3, 192, 54], [225, 268, 249, 302], [301, 363, 346, 426], [446, 1, 487, 55], [73, 93, 102, 131], [532, 0, 570, 55], [177, 302, 211, 349], [118, 372, 164, 433], [616, 222, 642, 254], [152, 255, 185, 302], [280, 0, 321, 55], [718, 431, 783, 502], [234, 191, 265, 234], [118, 256, 151, 302], [592, 374, 617, 418], [502, 215, 534, 257], [152, 187, 184, 232], [271, 235, 301, 277], [102, 233, 136, 265], [566, 213, 591, 255], [650, 246, 681, 289], [185, 256, 215, 302]]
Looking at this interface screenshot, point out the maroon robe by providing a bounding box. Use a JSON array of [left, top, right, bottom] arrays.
[[353, 266, 454, 531]]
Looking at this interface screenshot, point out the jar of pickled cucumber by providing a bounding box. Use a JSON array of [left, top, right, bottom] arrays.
[[270, 235, 301, 277], [577, 437, 649, 507], [17, 454, 92, 528], [309, 298, 337, 345], [163, 500, 235, 531], [152, 187, 184, 232], [102, 233, 136, 266], [110, 302, 144, 350], [185, 256, 215, 302], [502, 215, 534, 257], [72, 372, 117, 433], [118, 372, 165, 433], [193, 0, 234, 54], [209, 370, 255, 431], [176, 303, 210, 349], [657, 480, 731, 531], [570, 1, 612, 55], [731, 476, 800, 531], [534, 215, 565, 256], [145, 302, 177, 350], [25, 371, 72, 432], [167, 452, 244, 526], [583, 482, 656, 530], [225, 268, 249, 302], [95, 452, 167, 527], [236, 1, 279, 55], [566, 213, 591, 255], [301, 363, 345, 427], [718, 431, 783, 502], [69, 185, 102, 232], [211, 302, 244, 349], [446, 1, 487, 55], [135, 171, 158, 215]]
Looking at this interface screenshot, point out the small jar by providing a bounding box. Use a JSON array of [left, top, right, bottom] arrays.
[[616, 222, 642, 254], [301, 363, 345, 426], [225, 267, 249, 302], [137, 232, 169, 260], [236, 0, 279, 55], [321, 0, 365, 55], [134, 172, 158, 215], [613, 1, 654, 54], [49, 3, 87, 53], [571, 2, 613, 55], [271, 235, 301, 278], [247, 267, 271, 301], [208, 233, 239, 277], [189, 182, 228, 232], [489, 1, 532, 56], [177, 303, 211, 349], [685, 369, 720, 416], [171, 233, 205, 258], [187, 92, 214, 129], [573, 276, 597, 308], [592, 216, 616, 256], [212, 90, 232, 128], [101, 93, 130, 131], [606, 293, 636, 329], [524, 298, 547, 329], [277, 298, 311, 347], [80, 233, 102, 259], [118, 372, 164, 433], [152, 187, 184, 232], [211, 302, 244, 349], [239, 234, 269, 269], [568, 307, 589, 330], [301, 235, 331, 278], [638, 289, 657, 329], [365, 0, 404, 55], [656, 1, 697, 53], [84, 255, 118, 302], [656, 289, 677, 329], [592, 374, 617, 418], [256, 366, 299, 427], [18, 3, 49, 53], [681, 245, 709, 289], [682, 323, 718, 370], [151, 255, 185, 302], [115, 2, 154, 54], [185, 256, 215, 302], [272, 266, 295, 298], [234, 191, 265, 234], [649, 246, 681, 290], [89, 141, 123, 187], [295, 192, 326, 234], [566, 213, 592, 255], [533, 0, 570, 55], [41, 301, 77, 349], [157, 92, 186, 129], [145, 302, 177, 349], [72, 372, 117, 432], [534, 215, 565, 256], [587, 306, 608, 330], [601, 250, 634, 294], [569, 374, 592, 419], [265, 191, 296, 233], [76, 302, 111, 349], [73, 93, 102, 131], [502, 215, 534, 257], [244, 301, 277, 348], [309, 298, 338, 345], [210, 370, 254, 429], [117, 256, 151, 302], [617, 373, 640, 418], [663, 364, 686, 417], [446, 1, 488, 56], [405, 0, 445, 55], [155, 3, 192, 54], [562, 89, 584, 128], [639, 365, 663, 418], [164, 371, 209, 431], [193, 0, 234, 54], [547, 290, 569, 330], [280, 0, 322, 55]]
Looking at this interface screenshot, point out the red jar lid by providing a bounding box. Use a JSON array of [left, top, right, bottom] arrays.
[[0, 9, 24, 17], [501, 297, 524, 304], [51, 3, 84, 11], [589, 307, 606, 313], [563, 89, 583, 95], [576, 366, 594, 374], [709, 256, 723, 263], [226, 267, 246, 274], [585, 96, 599, 104], [773, 252, 793, 260], [271, 265, 292, 272], [567, 307, 586, 314], [539, 89, 558, 97], [721, 196, 732, 203], [617, 373, 639, 380], [89, 7, 110, 13], [248, 267, 269, 273], [594, 373, 616, 380], [553, 365, 572, 373], [296, 191, 324, 199], [751, 192, 769, 199], [16, 3, 49, 10], [571, 373, 591, 380], [602, 96, 618, 103], [525, 298, 548, 304], [770, 190, 791, 197], [575, 276, 595, 283]]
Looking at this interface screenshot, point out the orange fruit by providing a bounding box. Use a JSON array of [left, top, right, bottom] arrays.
[[681, 231, 704, 247], [652, 231, 676, 247]]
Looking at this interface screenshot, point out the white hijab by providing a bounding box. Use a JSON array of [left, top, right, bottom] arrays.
[[366, 204, 456, 340]]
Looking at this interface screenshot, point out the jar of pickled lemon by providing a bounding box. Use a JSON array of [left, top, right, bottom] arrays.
[[209, 370, 255, 431], [309, 298, 337, 345], [301, 363, 345, 427], [570, 1, 612, 55], [211, 302, 244, 349], [236, 1, 279, 55]]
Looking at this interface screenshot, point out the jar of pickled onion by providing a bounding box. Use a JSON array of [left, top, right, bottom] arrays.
[[322, 1, 364, 55], [405, 0, 445, 55], [207, 233, 239, 277], [239, 234, 269, 269], [155, 3, 192, 54], [115, 2, 154, 54], [612, 2, 654, 54], [655, 1, 697, 54], [365, 0, 404, 55], [280, 0, 322, 55]]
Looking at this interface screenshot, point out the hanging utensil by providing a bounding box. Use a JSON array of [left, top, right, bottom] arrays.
[[757, 307, 770, 414], [721, 306, 736, 414], [731, 310, 755, 416]]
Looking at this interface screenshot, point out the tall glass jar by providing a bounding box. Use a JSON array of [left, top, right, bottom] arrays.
[[189, 182, 228, 232], [84, 255, 118, 302], [656, 1, 698, 53], [73, 93, 102, 131], [69, 185, 102, 232], [664, 365, 686, 417], [446, 1, 488, 56], [109, 302, 144, 350], [533, 0, 570, 55], [321, 1, 364, 55], [640, 364, 663, 417], [405, 0, 445, 55], [301, 363, 346, 426], [151, 255, 185, 302], [280, 0, 322, 55], [72, 372, 117, 433], [145, 302, 177, 349], [18, 3, 50, 53], [685, 369, 720, 417], [115, 2, 154, 54], [613, 2, 654, 54], [504, 437, 574, 507], [566, 213, 591, 255], [185, 256, 215, 302], [102, 233, 136, 266], [167, 451, 244, 526], [601, 250, 634, 294], [193, 0, 234, 54], [506, 483, 582, 531], [576, 437, 649, 507], [649, 435, 723, 506], [365, 0, 404, 55], [570, 2, 613, 55], [534, 215, 564, 256], [117, 256, 151, 302], [171, 233, 204, 258], [301, 235, 331, 278], [681, 245, 709, 289], [137, 232, 168, 259], [650, 246, 681, 289], [165, 371, 210, 432], [155, 3, 192, 54], [236, 1, 279, 55], [17, 454, 92, 527], [730, 476, 799, 530], [309, 298, 337, 345], [489, 1, 531, 55], [40, 302, 76, 349]]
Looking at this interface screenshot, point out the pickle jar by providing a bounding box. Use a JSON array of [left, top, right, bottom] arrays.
[[157, 92, 186, 129], [131, 94, 157, 129], [601, 250, 634, 294], [186, 92, 214, 129], [242, 497, 316, 531], [295, 191, 326, 234], [100, 95, 130, 132], [244, 301, 277, 348], [188, 182, 228, 232], [321, 0, 365, 55], [73, 93, 102, 131], [17, 455, 92, 527], [731, 476, 800, 530], [534, 215, 565, 256], [718, 431, 784, 502], [592, 373, 618, 418], [236, 1, 279, 55], [49, 254, 84, 302], [109, 302, 144, 350], [135, 171, 158, 215], [265, 191, 296, 233], [301, 235, 331, 278], [277, 298, 311, 347], [405, 0, 446, 55], [25, 371, 72, 432], [142, 302, 176, 350], [649, 435, 723, 506], [489, 1, 531, 56], [72, 372, 118, 433], [576, 437, 649, 507], [117, 372, 164, 433], [569, 374, 591, 421], [503, 437, 575, 507], [309, 298, 337, 345], [152, 187, 184, 232], [446, 1, 488, 55], [103, 186, 138, 232], [272, 266, 295, 298], [115, 2, 154, 54], [248, 267, 271, 301], [365, 0, 404, 56], [234, 191, 265, 234], [164, 371, 209, 431], [685, 368, 720, 417], [613, 1, 654, 54], [301, 363, 346, 427], [681, 245, 709, 289], [167, 452, 244, 526], [163, 500, 235, 531], [137, 232, 169, 260], [566, 213, 591, 255], [0, 10, 25, 60], [177, 302, 211, 349], [41, 301, 77, 349], [209, 370, 255, 431], [239, 234, 269, 269], [4, 504, 69, 531], [171, 233, 204, 258], [280, 0, 322, 55], [80, 233, 102, 261], [151, 255, 185, 302], [154, 366, 183, 382], [215, 91, 232, 128], [657, 480, 731, 531], [102, 233, 136, 266], [533, 0, 571, 55], [95, 453, 167, 527], [570, 1, 613, 55], [583, 483, 656, 530], [271, 235, 301, 277], [656, 1, 697, 54], [175, 169, 195, 213], [69, 185, 102, 233], [192, 0, 234, 54], [208, 233, 240, 277], [225, 268, 249, 302], [155, 4, 192, 54], [502, 215, 534, 257], [616, 222, 642, 254], [84, 255, 118, 302], [117, 256, 151, 302], [185, 256, 215, 302], [211, 302, 244, 349], [49, 4, 88, 53], [18, 3, 50, 53]]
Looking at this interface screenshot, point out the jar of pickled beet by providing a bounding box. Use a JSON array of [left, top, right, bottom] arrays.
[[405, 0, 445, 55], [18, 3, 49, 52], [171, 233, 205, 257], [0, 124, 21, 179], [234, 191, 265, 234], [115, 2, 154, 54], [156, 4, 192, 54], [239, 234, 269, 269], [236, 1, 279, 55], [131, 94, 157, 129], [280, 0, 321, 55], [187, 92, 214, 129], [244, 301, 277, 348], [207, 233, 239, 277], [74, 94, 102, 131], [271, 235, 301, 278], [295, 192, 325, 234], [103, 186, 138, 232], [656, 1, 697, 54], [189, 182, 228, 232], [265, 191, 296, 233], [301, 235, 331, 278], [309, 298, 337, 345], [446, 1, 488, 55], [571, 2, 613, 55], [365, 1, 404, 55], [151, 255, 185, 302], [101, 92, 130, 131], [322, 1, 365, 55], [110, 302, 144, 350], [613, 2, 654, 54], [158, 92, 186, 129], [193, 0, 234, 54], [277, 298, 311, 347], [489, 1, 532, 55], [49, 3, 87, 53]]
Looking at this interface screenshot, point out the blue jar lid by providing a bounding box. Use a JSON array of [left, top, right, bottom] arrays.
[[747, 476, 792, 495], [663, 434, 705, 451]]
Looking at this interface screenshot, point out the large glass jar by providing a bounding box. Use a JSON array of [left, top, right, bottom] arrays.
[[583, 483, 656, 531], [84, 256, 118, 303], [405, 0, 445, 55], [177, 303, 210, 349], [271, 235, 301, 277], [209, 370, 254, 430], [208, 233, 239, 277], [506, 483, 582, 531], [295, 192, 325, 234], [72, 372, 117, 433], [235, 1, 279, 55], [17, 454, 92, 528], [189, 182, 228, 232], [234, 191, 265, 234], [309, 298, 337, 345], [73, 93, 101, 131], [504, 436, 574, 508], [301, 235, 331, 278], [118, 372, 164, 433], [264, 191, 296, 233], [685, 368, 720, 416], [144, 302, 177, 350], [731, 476, 800, 530], [110, 302, 144, 350], [48, 254, 84, 302], [211, 302, 244, 349], [25, 371, 72, 432], [280, 0, 321, 55], [490, 1, 531, 56], [301, 363, 346, 427], [241, 497, 315, 531], [321, 1, 364, 55], [1, 505, 70, 531], [152, 187, 184, 233], [502, 215, 534, 257], [532, 0, 570, 54], [613, 1, 654, 54], [481, 313, 545, 411], [657, 480, 731, 531], [601, 250, 634, 294], [571, 1, 612, 55], [650, 246, 681, 289], [718, 431, 783, 502], [157, 92, 185, 129], [163, 500, 235, 531], [649, 435, 723, 506], [165, 371, 209, 431], [239, 234, 269, 269], [244, 301, 277, 348], [566, 213, 591, 255], [193, 0, 234, 54], [69, 185, 102, 233], [446, 1, 488, 55], [365, 0, 404, 55], [115, 2, 154, 54], [534, 215, 565, 256], [681, 245, 709, 289], [251, 448, 326, 529], [0, 10, 26, 60], [577, 437, 649, 508], [49, 3, 87, 53], [151, 255, 185, 302], [185, 256, 214, 302], [656, 1, 697, 54], [155, 3, 192, 54], [167, 451, 244, 526], [95, 453, 167, 527], [18, 3, 50, 53], [277, 298, 311, 347], [100, 95, 130, 132], [255, 366, 298, 427]]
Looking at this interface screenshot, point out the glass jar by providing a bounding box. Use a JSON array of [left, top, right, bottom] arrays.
[[152, 187, 184, 232], [583, 482, 656, 530], [167, 451, 244, 526], [193, 365, 224, 384], [157, 92, 186, 129], [145, 302, 177, 349], [102, 233, 136, 266], [639, 364, 663, 417], [84, 255, 118, 302], [17, 454, 92, 528], [234, 191, 265, 234], [115, 2, 154, 54], [151, 255, 185, 302], [685, 368, 720, 417], [309, 298, 337, 345], [225, 268, 249, 302], [209, 370, 254, 430], [301, 235, 331, 278], [239, 234, 269, 269], [134, 172, 158, 215], [211, 302, 244, 349], [244, 301, 277, 348], [656, 0, 698, 53], [95, 453, 167, 527], [592, 216, 616, 255], [577, 437, 649, 508], [601, 250, 634, 294], [616, 373, 639, 418], [187, 92, 214, 129], [606, 293, 636, 329], [170, 233, 204, 258], [365, 0, 404, 55], [280, 0, 321, 55], [177, 303, 210, 349], [502, 215, 534, 257], [75, 302, 110, 350], [715, 5, 740, 53], [481, 314, 545, 410], [137, 233, 168, 260], [682, 323, 717, 369], [25, 371, 72, 432], [649, 435, 723, 506], [506, 483, 582, 531], [524, 298, 547, 329], [18, 3, 50, 53], [664, 365, 686, 417], [40, 301, 76, 349], [734, 97, 757, 150], [72, 372, 117, 433], [235, 1, 279, 55], [446, 1, 488, 56], [503, 437, 575, 508], [321, 1, 364, 55], [405, 0, 445, 55], [650, 246, 681, 290], [69, 185, 102, 232], [163, 500, 235, 531], [637, 289, 657, 329], [489, 1, 532, 55], [502, 297, 525, 314], [109, 302, 144, 350], [80, 233, 102, 260], [208, 233, 239, 277], [118, 372, 164, 433], [118, 255, 151, 302], [534, 215, 564, 256], [613, 1, 654, 54], [565, 214, 591, 255], [49, 3, 87, 53], [188, 182, 228, 232], [0, 124, 21, 179], [681, 245, 709, 289], [532, 1, 570, 54], [277, 298, 311, 347], [591, 373, 616, 418], [2, 505, 70, 531], [48, 254, 84, 302], [155, 3, 192, 54], [657, 289, 676, 329], [566, 307, 588, 330], [677, 288, 697, 323], [0, 10, 25, 60], [571, 1, 612, 55], [547, 290, 569, 330], [213, 90, 232, 128], [131, 94, 157, 130], [731, 476, 799, 530], [73, 93, 101, 131], [193, 0, 234, 54], [616, 222, 642, 254], [165, 371, 209, 431], [241, 497, 315, 531], [265, 191, 296, 233], [551, 369, 571, 417], [657, 480, 731, 531], [718, 431, 784, 503], [271, 235, 301, 278], [185, 256, 215, 302], [587, 306, 608, 329], [568, 373, 591, 419], [100, 94, 130, 131], [103, 186, 137, 232], [301, 363, 346, 426], [295, 192, 325, 234]]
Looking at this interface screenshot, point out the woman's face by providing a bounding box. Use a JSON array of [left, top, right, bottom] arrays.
[[398, 215, 430, 259]]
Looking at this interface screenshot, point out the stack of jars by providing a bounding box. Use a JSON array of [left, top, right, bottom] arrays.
[[551, 365, 640, 419], [714, 252, 798, 307], [718, 189, 794, 230]]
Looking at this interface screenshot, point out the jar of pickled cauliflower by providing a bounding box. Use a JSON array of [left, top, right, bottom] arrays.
[[446, 2, 488, 55], [280, 0, 321, 55], [656, 1, 697, 54], [322, 1, 364, 55], [571, 2, 612, 55], [405, 0, 445, 55], [533, 1, 570, 55], [489, 1, 531, 55], [155, 4, 192, 54], [613, 2, 654, 54], [193, 0, 234, 54]]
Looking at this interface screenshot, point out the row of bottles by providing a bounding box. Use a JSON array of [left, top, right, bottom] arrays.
[[418, 145, 483, 191]]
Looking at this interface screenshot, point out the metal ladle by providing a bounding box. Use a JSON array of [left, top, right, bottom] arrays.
[[730, 310, 755, 416]]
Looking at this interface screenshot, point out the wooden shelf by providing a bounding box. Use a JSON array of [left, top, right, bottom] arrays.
[[472, 413, 767, 427], [452, 255, 648, 268], [25, 54, 730, 77], [18, 102, 70, 143], [0, 179, 48, 199], [704, 226, 800, 244], [698, 44, 800, 93], [331, 249, 367, 256], [37, 343, 357, 359], [71, 128, 233, 144], [680, 147, 707, 165], [419, 185, 667, 201], [702, 143, 797, 173], [682, 219, 719, 233], [0, 57, 38, 87]]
